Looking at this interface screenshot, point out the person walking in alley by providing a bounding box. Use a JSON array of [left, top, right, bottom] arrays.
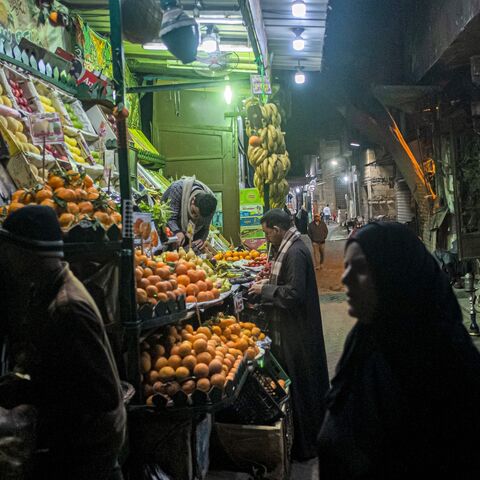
[[249, 209, 329, 461], [295, 204, 314, 258], [318, 222, 480, 479], [0, 206, 126, 480], [308, 214, 329, 269], [323, 204, 332, 224]]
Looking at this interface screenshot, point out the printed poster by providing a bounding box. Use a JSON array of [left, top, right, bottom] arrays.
[[239, 188, 265, 243], [0, 0, 67, 52]]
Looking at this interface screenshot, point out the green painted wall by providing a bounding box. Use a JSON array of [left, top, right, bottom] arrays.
[[151, 90, 240, 243]]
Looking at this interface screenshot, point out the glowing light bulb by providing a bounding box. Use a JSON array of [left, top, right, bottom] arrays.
[[224, 85, 233, 104], [293, 37, 305, 51], [295, 70, 306, 84], [292, 1, 307, 18]]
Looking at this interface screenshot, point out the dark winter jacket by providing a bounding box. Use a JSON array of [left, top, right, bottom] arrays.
[[308, 220, 328, 243]]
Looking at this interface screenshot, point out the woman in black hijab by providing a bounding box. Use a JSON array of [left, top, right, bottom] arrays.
[[318, 222, 480, 479]]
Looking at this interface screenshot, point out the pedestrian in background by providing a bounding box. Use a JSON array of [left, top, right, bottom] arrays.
[[323, 204, 332, 224], [249, 209, 329, 461], [296, 205, 313, 258], [318, 222, 480, 479], [308, 214, 329, 270]]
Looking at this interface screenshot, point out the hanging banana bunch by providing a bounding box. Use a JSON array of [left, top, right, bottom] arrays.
[[247, 102, 291, 209]]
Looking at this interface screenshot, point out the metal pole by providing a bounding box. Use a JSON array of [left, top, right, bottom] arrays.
[[109, 0, 141, 393], [465, 271, 480, 336]]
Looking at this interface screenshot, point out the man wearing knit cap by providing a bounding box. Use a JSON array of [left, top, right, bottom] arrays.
[[0, 206, 126, 479]]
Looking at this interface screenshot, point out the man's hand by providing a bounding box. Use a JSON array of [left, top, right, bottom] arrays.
[[192, 239, 205, 250], [249, 279, 268, 296], [175, 232, 186, 247]]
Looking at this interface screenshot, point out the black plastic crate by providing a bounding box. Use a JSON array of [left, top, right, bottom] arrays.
[[216, 367, 289, 426], [257, 350, 291, 389]]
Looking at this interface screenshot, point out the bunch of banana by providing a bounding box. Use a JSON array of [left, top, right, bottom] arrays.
[[246, 101, 291, 208], [260, 103, 282, 128]]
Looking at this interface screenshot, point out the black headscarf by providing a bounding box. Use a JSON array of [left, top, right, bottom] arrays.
[[324, 222, 480, 475]]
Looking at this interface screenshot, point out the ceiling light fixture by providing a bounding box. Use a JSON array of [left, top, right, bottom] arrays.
[[143, 42, 252, 53], [295, 62, 306, 84], [201, 25, 219, 53], [292, 0, 307, 18], [196, 16, 244, 25], [292, 28, 305, 51], [159, 0, 199, 64]]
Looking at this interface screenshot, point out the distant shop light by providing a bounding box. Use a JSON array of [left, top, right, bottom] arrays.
[[292, 28, 305, 51], [343, 175, 349, 183], [350, 142, 361, 148], [296, 187, 301, 193], [331, 159, 338, 166], [292, 0, 307, 18]]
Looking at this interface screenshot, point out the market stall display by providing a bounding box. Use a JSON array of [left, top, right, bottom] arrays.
[[140, 315, 264, 408], [135, 247, 231, 310], [0, 2, 299, 479], [246, 100, 291, 209]]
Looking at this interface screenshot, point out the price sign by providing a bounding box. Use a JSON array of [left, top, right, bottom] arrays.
[[233, 292, 244, 314], [29, 113, 64, 145], [250, 74, 272, 95]]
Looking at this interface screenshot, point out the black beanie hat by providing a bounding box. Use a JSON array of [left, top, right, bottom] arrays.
[[0, 205, 64, 258]]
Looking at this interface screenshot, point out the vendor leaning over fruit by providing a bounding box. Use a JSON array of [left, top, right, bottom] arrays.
[[249, 209, 330, 461], [0, 206, 126, 480], [162, 177, 217, 250]]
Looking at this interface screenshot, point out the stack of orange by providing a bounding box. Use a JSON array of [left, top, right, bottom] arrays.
[[7, 170, 121, 230], [135, 250, 220, 306], [213, 249, 263, 262], [141, 316, 263, 404]]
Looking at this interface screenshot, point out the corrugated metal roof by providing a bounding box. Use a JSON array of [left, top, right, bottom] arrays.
[[260, 0, 329, 71], [60, 1, 255, 78]]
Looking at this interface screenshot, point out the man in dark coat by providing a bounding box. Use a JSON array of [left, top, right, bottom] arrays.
[[249, 209, 329, 461], [0, 206, 126, 479], [308, 214, 329, 269]]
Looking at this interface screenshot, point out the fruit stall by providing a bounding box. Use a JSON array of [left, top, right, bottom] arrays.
[[0, 1, 295, 479]]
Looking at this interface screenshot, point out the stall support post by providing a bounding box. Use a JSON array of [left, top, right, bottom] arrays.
[[109, 0, 141, 392], [465, 271, 480, 336]]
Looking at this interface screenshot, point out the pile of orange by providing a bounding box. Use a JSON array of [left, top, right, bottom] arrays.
[[214, 249, 263, 262], [141, 316, 264, 404], [8, 170, 121, 230], [135, 251, 220, 306]]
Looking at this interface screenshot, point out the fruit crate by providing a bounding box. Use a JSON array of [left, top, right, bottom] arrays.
[[34, 80, 97, 140], [66, 99, 97, 137], [257, 350, 291, 389], [2, 65, 43, 114], [132, 356, 250, 415], [34, 81, 72, 127], [215, 353, 290, 426]]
